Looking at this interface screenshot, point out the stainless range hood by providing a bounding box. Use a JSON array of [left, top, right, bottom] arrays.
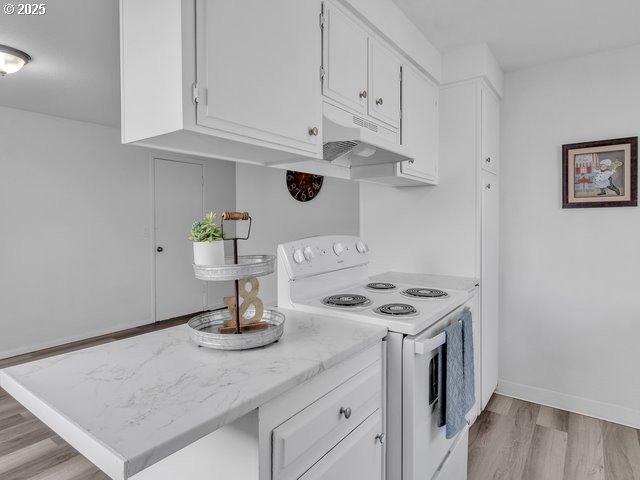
[[322, 102, 413, 168]]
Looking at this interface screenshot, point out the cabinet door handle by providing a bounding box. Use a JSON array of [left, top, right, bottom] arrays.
[[486, 184, 491, 189], [308, 126, 319, 136], [339, 406, 352, 419], [485, 157, 491, 163], [376, 98, 383, 106], [359, 90, 367, 99], [375, 433, 385, 445]]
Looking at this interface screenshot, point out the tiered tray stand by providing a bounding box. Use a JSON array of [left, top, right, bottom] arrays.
[[187, 212, 284, 350]]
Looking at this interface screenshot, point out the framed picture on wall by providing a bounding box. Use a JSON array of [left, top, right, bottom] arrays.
[[562, 136, 637, 208]]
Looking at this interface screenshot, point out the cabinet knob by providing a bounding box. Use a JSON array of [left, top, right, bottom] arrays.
[[359, 90, 367, 99], [376, 98, 383, 106], [485, 157, 491, 163], [408, 159, 415, 164], [156, 246, 164, 253], [308, 126, 319, 136], [339, 406, 352, 419], [486, 184, 491, 189], [375, 433, 385, 445]]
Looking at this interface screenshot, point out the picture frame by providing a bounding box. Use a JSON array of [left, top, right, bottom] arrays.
[[562, 136, 637, 208]]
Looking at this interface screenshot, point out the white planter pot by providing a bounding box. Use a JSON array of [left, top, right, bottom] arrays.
[[193, 241, 225, 266]]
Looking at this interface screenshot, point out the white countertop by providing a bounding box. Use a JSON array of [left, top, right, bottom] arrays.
[[0, 309, 386, 480]]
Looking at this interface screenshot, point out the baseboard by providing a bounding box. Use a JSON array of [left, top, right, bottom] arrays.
[[0, 318, 153, 360], [497, 379, 640, 429]]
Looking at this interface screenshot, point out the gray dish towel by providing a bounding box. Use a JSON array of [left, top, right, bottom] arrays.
[[436, 308, 475, 439]]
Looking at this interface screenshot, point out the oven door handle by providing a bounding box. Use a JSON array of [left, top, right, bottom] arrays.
[[414, 332, 446, 355]]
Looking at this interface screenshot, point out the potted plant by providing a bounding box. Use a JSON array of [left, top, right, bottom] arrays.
[[189, 212, 225, 266]]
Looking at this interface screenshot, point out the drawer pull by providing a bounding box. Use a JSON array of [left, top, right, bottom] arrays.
[[375, 433, 385, 445], [339, 406, 352, 419]]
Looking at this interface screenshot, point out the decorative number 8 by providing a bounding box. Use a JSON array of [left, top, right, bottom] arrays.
[[223, 277, 265, 327]]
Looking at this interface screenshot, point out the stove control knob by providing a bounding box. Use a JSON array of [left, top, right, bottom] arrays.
[[303, 247, 314, 261], [355, 240, 368, 253], [333, 242, 344, 256], [293, 249, 305, 264]]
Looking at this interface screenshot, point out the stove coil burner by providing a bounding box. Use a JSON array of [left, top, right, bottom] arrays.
[[401, 288, 449, 299], [366, 282, 397, 291], [375, 303, 418, 317], [322, 294, 372, 308]]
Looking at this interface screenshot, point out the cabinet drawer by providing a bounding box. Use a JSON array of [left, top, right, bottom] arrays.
[[272, 360, 382, 480]]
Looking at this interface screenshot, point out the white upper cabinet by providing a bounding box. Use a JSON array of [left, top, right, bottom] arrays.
[[120, 0, 323, 165], [369, 41, 401, 128], [120, 0, 441, 184], [322, 1, 401, 129], [399, 65, 439, 183], [196, 0, 323, 154], [322, 1, 369, 115], [481, 87, 500, 173]]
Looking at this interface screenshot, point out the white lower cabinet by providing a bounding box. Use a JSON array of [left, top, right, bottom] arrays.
[[272, 360, 382, 479], [299, 410, 383, 480], [481, 171, 499, 407], [262, 343, 385, 480]]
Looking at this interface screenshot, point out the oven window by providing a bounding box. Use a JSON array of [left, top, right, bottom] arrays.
[[429, 353, 439, 407]]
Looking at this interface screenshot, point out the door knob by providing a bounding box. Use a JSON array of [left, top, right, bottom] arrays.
[[376, 98, 383, 106], [359, 90, 367, 99], [339, 406, 352, 419], [157, 246, 164, 252]]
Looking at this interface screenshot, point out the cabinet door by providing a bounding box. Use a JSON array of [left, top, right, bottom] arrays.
[[299, 410, 383, 480], [368, 40, 401, 127], [399, 66, 439, 182], [481, 87, 500, 173], [322, 1, 369, 115], [481, 171, 499, 408], [196, 0, 322, 155]]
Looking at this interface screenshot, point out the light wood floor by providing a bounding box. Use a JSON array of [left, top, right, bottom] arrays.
[[469, 394, 640, 480], [2, 325, 640, 480]]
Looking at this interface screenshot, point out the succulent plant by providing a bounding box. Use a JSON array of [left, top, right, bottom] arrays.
[[188, 212, 223, 242]]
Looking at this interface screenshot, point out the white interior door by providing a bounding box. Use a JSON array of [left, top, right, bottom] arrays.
[[155, 159, 205, 320]]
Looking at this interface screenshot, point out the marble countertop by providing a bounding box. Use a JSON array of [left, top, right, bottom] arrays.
[[371, 271, 479, 293], [0, 309, 386, 480]]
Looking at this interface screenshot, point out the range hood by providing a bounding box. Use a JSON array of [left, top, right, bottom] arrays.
[[322, 102, 413, 168]]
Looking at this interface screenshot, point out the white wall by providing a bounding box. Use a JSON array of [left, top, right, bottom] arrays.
[[499, 44, 640, 427], [235, 163, 360, 304], [0, 107, 152, 358], [0, 107, 237, 358]]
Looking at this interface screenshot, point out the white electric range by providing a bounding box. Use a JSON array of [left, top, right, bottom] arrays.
[[277, 235, 480, 480]]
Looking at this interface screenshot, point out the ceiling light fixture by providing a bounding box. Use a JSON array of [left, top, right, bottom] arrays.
[[0, 45, 31, 76]]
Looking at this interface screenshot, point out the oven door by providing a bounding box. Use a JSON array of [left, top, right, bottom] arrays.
[[402, 301, 476, 480]]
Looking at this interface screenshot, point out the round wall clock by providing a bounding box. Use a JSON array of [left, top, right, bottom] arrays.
[[285, 170, 323, 202]]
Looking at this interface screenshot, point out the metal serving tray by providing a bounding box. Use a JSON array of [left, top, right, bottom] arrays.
[[188, 308, 285, 350], [193, 255, 276, 281]]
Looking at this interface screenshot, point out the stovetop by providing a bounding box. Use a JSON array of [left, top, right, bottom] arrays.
[[294, 280, 470, 336]]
